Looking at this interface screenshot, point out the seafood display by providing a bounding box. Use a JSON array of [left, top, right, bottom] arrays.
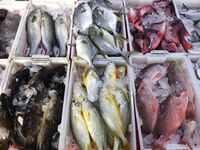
[[178, 4, 200, 51], [0, 9, 21, 58], [134, 61, 199, 149], [128, 0, 191, 53], [0, 65, 66, 149], [25, 8, 69, 57], [69, 62, 131, 150], [73, 0, 130, 66]]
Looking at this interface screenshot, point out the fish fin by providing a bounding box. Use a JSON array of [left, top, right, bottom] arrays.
[[182, 3, 189, 11]]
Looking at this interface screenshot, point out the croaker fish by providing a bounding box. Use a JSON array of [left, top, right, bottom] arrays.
[[71, 100, 91, 150]]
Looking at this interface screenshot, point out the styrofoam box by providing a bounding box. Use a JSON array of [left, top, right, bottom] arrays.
[[123, 0, 191, 55], [1, 59, 71, 150], [130, 54, 200, 150], [0, 1, 28, 60], [11, 1, 73, 63], [71, 0, 128, 63], [58, 59, 137, 150]]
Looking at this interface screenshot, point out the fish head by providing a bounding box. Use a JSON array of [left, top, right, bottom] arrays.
[[30, 9, 41, 23]]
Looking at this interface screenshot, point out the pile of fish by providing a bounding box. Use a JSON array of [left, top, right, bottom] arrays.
[[135, 62, 198, 149], [70, 62, 131, 150], [179, 4, 200, 51], [26, 8, 68, 57], [0, 9, 21, 58], [0, 65, 66, 150], [74, 0, 130, 67], [128, 0, 192, 54]]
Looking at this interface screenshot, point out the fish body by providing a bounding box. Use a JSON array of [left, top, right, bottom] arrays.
[[76, 34, 97, 68], [41, 12, 55, 56], [26, 9, 42, 56], [55, 14, 68, 57], [99, 85, 127, 145], [83, 69, 101, 102], [36, 90, 62, 150], [82, 100, 106, 150], [73, 81, 87, 102], [71, 100, 91, 150], [180, 12, 200, 21], [93, 6, 117, 34], [73, 2, 93, 31]]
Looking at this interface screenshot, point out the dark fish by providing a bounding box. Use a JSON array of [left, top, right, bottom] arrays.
[[10, 68, 30, 97], [36, 90, 62, 150], [0, 94, 14, 150]]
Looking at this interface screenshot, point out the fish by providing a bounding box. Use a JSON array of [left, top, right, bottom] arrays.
[[104, 62, 118, 82], [153, 90, 188, 147], [36, 90, 62, 150], [82, 69, 101, 102], [0, 94, 14, 150], [73, 2, 93, 31], [76, 34, 97, 68], [71, 100, 91, 150], [73, 80, 87, 102], [10, 68, 30, 97], [41, 12, 55, 56], [55, 14, 68, 57], [88, 25, 131, 63], [82, 100, 106, 150], [88, 0, 113, 10], [111, 87, 130, 134], [93, 6, 117, 34], [180, 12, 200, 21], [26, 9, 42, 56], [99, 85, 127, 145]]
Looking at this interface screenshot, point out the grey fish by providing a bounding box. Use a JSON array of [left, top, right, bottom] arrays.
[[93, 6, 117, 34], [82, 99, 106, 150], [41, 12, 55, 56], [36, 90, 62, 150], [26, 9, 42, 56], [55, 14, 68, 57], [76, 34, 97, 68], [88, 25, 131, 63], [73, 2, 93, 31], [88, 0, 112, 10], [71, 100, 91, 150]]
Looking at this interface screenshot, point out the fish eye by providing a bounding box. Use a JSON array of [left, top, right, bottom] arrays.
[[32, 15, 37, 23]]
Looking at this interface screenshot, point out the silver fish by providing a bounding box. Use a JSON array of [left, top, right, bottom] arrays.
[[71, 100, 91, 150], [41, 12, 55, 56], [26, 9, 42, 56], [76, 34, 97, 68], [93, 6, 117, 34], [73, 2, 93, 31], [55, 14, 68, 57], [82, 100, 106, 150]]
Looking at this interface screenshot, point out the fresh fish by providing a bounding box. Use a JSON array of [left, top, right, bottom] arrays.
[[99, 85, 127, 145], [26, 9, 42, 56], [83, 69, 101, 102], [104, 62, 118, 82], [93, 6, 117, 34], [71, 100, 91, 150], [36, 90, 62, 150], [88, 25, 131, 62], [55, 14, 68, 57], [112, 87, 130, 134], [76, 34, 97, 68], [41, 12, 55, 56], [82, 100, 106, 150], [0, 94, 14, 150], [153, 90, 188, 147], [73, 2, 93, 31], [10, 68, 30, 97], [88, 0, 112, 10], [73, 80, 87, 102]]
